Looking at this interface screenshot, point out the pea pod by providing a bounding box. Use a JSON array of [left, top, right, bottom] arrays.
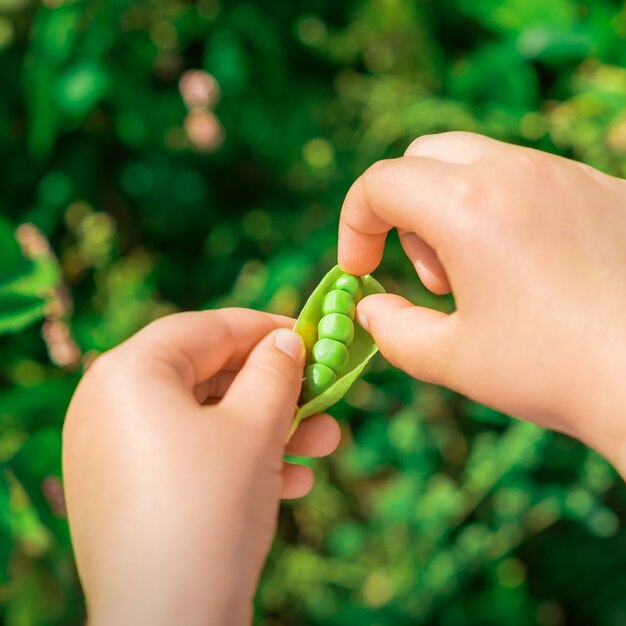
[[291, 265, 385, 434]]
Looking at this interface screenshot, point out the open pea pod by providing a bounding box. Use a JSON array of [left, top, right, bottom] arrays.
[[291, 265, 385, 435]]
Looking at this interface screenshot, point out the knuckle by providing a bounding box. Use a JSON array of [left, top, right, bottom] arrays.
[[138, 309, 242, 342], [136, 312, 180, 337], [214, 307, 256, 323], [80, 349, 119, 387], [81, 342, 147, 394], [449, 173, 490, 209], [444, 147, 552, 213], [404, 134, 438, 156], [443, 130, 479, 141], [405, 131, 477, 156], [66, 350, 124, 432], [511, 149, 550, 181], [361, 158, 396, 187]]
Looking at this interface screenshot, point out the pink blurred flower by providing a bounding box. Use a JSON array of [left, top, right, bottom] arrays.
[[179, 70, 221, 110], [41, 476, 67, 517], [42, 320, 81, 368], [184, 109, 224, 152], [15, 223, 52, 258]]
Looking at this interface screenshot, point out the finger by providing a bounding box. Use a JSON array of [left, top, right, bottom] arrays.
[[338, 157, 465, 276], [194, 370, 238, 404], [285, 413, 341, 458], [124, 309, 294, 389], [357, 293, 457, 386], [398, 229, 451, 295], [280, 463, 314, 499], [405, 131, 504, 164], [221, 329, 305, 440]]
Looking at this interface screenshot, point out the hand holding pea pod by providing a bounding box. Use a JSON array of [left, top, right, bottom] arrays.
[[64, 309, 341, 624], [337, 131, 626, 477], [292, 265, 385, 434]]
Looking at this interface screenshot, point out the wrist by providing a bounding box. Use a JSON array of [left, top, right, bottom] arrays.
[[84, 560, 254, 626], [567, 366, 626, 478], [88, 597, 252, 626]]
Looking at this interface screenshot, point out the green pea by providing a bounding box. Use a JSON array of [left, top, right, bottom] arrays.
[[322, 290, 356, 319], [334, 273, 363, 301], [318, 313, 354, 346], [292, 264, 385, 436], [302, 363, 336, 402], [312, 338, 349, 374]]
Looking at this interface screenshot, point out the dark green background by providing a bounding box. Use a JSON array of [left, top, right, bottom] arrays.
[[1, 0, 626, 624]]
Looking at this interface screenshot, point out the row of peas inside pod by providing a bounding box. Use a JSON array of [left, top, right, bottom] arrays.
[[304, 273, 362, 400], [291, 265, 385, 435]]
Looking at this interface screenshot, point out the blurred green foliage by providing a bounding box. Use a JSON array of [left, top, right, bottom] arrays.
[[1, 0, 626, 624]]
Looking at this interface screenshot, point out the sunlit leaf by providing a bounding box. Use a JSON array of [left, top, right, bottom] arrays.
[[0, 293, 46, 336]]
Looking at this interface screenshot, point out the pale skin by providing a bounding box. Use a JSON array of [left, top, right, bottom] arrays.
[[340, 131, 626, 473], [63, 310, 341, 625], [64, 132, 626, 625]]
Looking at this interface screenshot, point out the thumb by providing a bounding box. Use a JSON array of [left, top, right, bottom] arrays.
[[357, 293, 457, 386], [222, 329, 305, 439]]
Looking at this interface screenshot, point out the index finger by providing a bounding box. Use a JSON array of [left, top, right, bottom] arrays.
[[121, 308, 293, 389], [338, 156, 465, 276]]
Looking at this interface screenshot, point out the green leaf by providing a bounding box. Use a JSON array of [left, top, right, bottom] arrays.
[[458, 0, 575, 34], [516, 26, 593, 62], [0, 293, 46, 336], [291, 265, 385, 434], [0, 216, 59, 336], [449, 41, 539, 109], [24, 4, 83, 155], [0, 469, 12, 584], [0, 216, 32, 287], [9, 429, 69, 547], [55, 63, 109, 117], [0, 255, 60, 299]]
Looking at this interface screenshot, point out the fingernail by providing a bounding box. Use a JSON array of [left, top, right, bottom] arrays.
[[274, 330, 305, 363], [356, 306, 369, 332]]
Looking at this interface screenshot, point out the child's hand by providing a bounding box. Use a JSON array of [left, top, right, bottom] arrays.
[[339, 131, 626, 472], [63, 309, 340, 626]]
